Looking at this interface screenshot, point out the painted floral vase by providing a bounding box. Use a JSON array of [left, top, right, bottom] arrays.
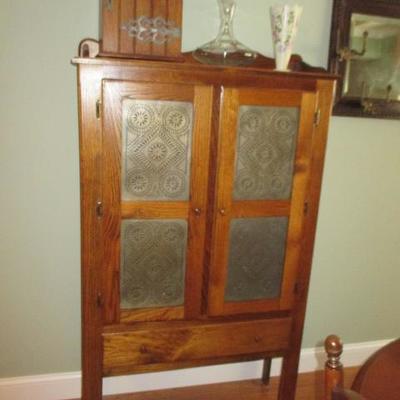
[[270, 4, 302, 71]]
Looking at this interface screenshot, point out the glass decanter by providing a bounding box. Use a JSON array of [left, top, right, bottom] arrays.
[[193, 0, 258, 66]]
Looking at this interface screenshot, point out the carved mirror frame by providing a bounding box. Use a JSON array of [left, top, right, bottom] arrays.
[[328, 0, 400, 119]]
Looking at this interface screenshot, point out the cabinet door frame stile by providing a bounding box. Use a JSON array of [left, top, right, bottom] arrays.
[[184, 85, 214, 319], [279, 91, 317, 310], [102, 79, 123, 325], [208, 88, 239, 315]]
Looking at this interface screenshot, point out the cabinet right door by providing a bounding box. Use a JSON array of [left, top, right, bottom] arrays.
[[208, 87, 317, 316]]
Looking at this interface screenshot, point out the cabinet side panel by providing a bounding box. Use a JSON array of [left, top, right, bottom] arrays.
[[278, 79, 335, 400], [78, 65, 104, 400]]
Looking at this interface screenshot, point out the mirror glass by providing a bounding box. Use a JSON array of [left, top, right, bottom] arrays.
[[343, 13, 400, 101]]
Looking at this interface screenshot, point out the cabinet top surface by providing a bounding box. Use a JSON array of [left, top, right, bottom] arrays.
[[72, 54, 338, 82]]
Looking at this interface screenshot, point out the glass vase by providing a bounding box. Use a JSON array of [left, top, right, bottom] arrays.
[[270, 4, 302, 71], [193, 0, 258, 66]]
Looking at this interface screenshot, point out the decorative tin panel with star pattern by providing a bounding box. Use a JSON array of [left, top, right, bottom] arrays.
[[233, 106, 300, 200], [121, 99, 193, 201], [120, 219, 188, 309], [225, 217, 288, 302]]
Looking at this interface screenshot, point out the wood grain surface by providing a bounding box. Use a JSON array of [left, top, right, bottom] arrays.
[[100, 0, 183, 59], [75, 55, 336, 400], [103, 318, 292, 376]]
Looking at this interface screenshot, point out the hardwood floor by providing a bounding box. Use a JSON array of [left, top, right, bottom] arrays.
[[73, 367, 358, 400]]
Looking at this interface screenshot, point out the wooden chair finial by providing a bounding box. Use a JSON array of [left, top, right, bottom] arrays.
[[325, 334, 343, 367], [325, 335, 344, 400]]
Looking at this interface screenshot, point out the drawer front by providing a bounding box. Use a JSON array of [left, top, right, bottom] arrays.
[[103, 317, 292, 376]]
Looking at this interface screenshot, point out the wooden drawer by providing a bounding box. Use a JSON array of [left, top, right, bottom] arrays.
[[103, 318, 292, 376]]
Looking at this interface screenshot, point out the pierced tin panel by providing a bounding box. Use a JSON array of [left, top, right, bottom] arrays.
[[225, 217, 288, 302], [233, 106, 300, 200], [122, 99, 193, 201], [120, 219, 188, 309]]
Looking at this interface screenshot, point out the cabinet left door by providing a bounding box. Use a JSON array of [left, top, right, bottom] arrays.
[[101, 80, 214, 324]]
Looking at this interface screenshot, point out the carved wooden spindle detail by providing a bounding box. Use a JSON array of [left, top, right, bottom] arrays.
[[325, 334, 344, 400]]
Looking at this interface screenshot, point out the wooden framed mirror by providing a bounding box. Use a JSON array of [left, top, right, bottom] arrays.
[[328, 0, 400, 119]]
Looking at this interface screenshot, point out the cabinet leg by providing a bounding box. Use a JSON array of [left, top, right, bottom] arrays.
[[82, 332, 103, 400], [277, 353, 300, 400], [261, 358, 272, 385], [82, 358, 103, 400]]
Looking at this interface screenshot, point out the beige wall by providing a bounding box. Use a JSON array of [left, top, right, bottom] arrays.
[[0, 0, 399, 378]]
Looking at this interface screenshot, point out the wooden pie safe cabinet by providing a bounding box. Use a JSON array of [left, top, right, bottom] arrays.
[[74, 51, 335, 399]]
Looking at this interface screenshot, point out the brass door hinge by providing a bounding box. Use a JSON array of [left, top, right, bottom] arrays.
[[96, 99, 102, 119], [96, 292, 104, 308], [304, 201, 309, 216], [294, 282, 300, 295], [96, 201, 104, 218], [314, 108, 321, 127]]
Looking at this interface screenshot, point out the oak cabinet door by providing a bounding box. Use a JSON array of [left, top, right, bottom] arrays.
[[101, 80, 213, 323], [208, 87, 317, 316]]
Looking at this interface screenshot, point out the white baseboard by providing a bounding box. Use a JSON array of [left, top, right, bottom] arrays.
[[0, 338, 392, 400]]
